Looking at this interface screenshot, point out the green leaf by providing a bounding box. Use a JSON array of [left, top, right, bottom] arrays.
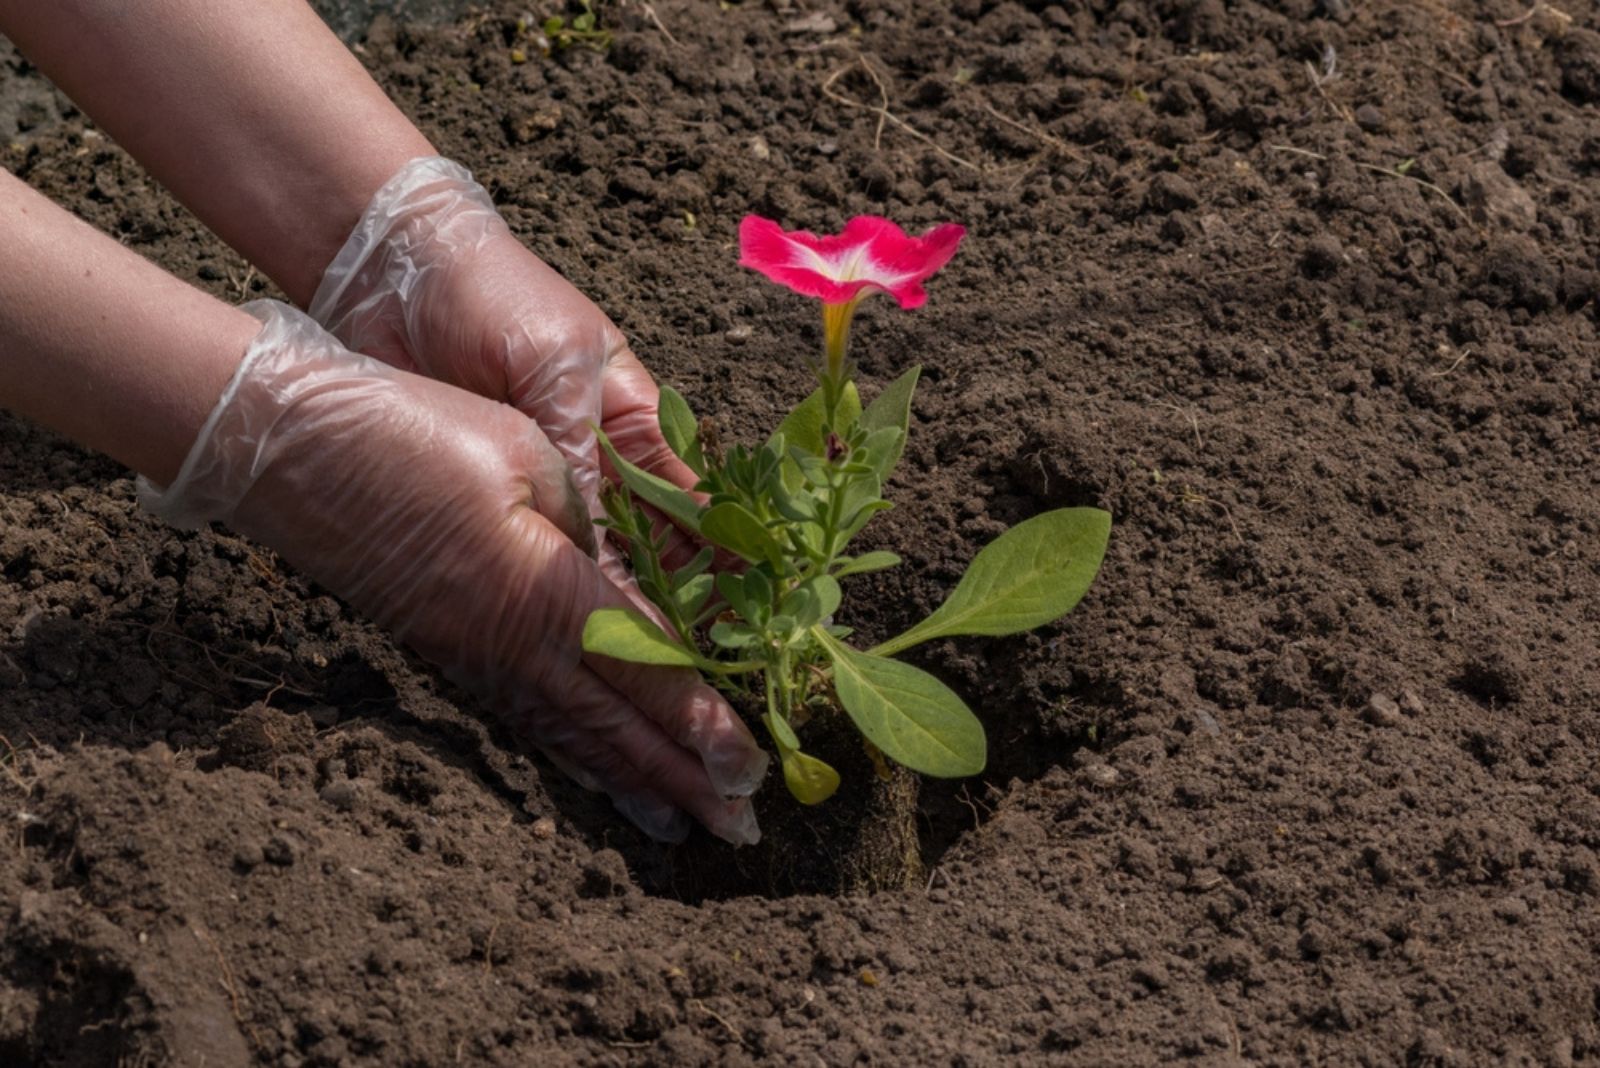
[[763, 713, 839, 804], [855, 426, 905, 484], [657, 386, 703, 475], [542, 15, 566, 35], [709, 621, 757, 650], [857, 366, 919, 479], [815, 630, 986, 778], [596, 428, 703, 534], [809, 574, 842, 619], [772, 381, 862, 459], [672, 573, 714, 621], [871, 508, 1111, 658], [780, 748, 841, 804], [572, 10, 595, 31], [583, 608, 700, 668], [832, 551, 902, 578], [700, 502, 785, 569]]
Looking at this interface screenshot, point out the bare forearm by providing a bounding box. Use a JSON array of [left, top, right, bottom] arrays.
[[0, 0, 434, 305], [0, 170, 258, 484]]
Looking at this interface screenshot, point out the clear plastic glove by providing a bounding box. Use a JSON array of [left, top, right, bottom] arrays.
[[139, 301, 767, 844], [307, 157, 699, 549]]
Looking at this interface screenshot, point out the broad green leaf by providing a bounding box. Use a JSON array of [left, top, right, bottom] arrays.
[[781, 748, 841, 804], [815, 630, 986, 778], [657, 386, 703, 474], [596, 429, 703, 534], [871, 508, 1111, 658], [857, 366, 919, 480], [701, 502, 784, 569], [583, 607, 700, 667], [772, 381, 863, 458], [832, 551, 902, 578]]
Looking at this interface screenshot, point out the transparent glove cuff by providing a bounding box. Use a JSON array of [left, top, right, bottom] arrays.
[[307, 155, 497, 334], [137, 300, 391, 529]]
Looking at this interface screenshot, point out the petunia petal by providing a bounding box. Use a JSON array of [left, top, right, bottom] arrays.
[[739, 215, 965, 308]]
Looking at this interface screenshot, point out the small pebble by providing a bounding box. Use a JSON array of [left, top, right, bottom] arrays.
[[234, 842, 264, 871], [532, 817, 557, 840], [725, 324, 753, 345], [1081, 763, 1120, 788], [1355, 103, 1385, 133], [748, 135, 771, 162], [1364, 694, 1402, 727]]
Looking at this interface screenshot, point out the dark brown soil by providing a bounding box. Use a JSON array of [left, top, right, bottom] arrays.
[[5, 0, 1600, 1063]]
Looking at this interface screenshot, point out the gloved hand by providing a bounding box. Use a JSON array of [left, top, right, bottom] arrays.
[[306, 157, 699, 555], [139, 301, 767, 844]]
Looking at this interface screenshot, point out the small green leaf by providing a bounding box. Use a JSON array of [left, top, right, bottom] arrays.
[[715, 571, 751, 619], [543, 15, 566, 35], [816, 631, 986, 778], [673, 573, 714, 621], [701, 502, 785, 568], [657, 386, 703, 474], [772, 381, 863, 459], [872, 508, 1111, 658], [596, 428, 703, 534], [809, 574, 842, 619], [763, 712, 839, 804], [781, 748, 841, 804], [572, 10, 595, 31], [672, 546, 714, 584], [832, 551, 902, 578], [857, 366, 919, 479], [583, 608, 699, 667], [742, 567, 774, 616], [709, 621, 757, 649], [781, 586, 818, 628]]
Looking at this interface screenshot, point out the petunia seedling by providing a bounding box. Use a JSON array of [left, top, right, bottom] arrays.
[[584, 215, 1110, 809]]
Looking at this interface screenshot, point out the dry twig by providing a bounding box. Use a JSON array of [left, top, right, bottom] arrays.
[[1266, 144, 1473, 228], [820, 60, 980, 172]]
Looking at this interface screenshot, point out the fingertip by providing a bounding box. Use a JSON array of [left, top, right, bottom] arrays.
[[710, 797, 761, 847], [685, 690, 770, 798]]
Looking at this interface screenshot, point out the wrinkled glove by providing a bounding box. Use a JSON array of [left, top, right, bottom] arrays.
[[139, 301, 766, 844], [307, 157, 698, 545]]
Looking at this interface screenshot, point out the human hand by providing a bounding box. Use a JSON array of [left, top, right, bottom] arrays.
[[307, 158, 699, 535], [140, 301, 767, 844]]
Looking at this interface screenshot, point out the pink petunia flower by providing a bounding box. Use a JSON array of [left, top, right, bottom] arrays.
[[739, 215, 964, 381]]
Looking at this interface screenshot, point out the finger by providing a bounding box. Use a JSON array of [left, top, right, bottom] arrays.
[[583, 652, 770, 800], [598, 712, 760, 846], [520, 666, 694, 843], [543, 663, 754, 845], [600, 347, 703, 494]]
